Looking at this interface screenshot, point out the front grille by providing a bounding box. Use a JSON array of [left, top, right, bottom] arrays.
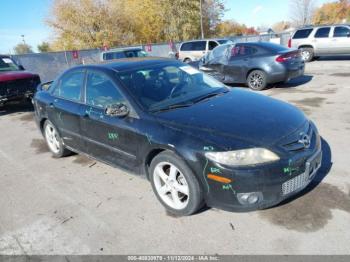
[[282, 172, 309, 195], [281, 122, 314, 152], [0, 76, 39, 97]]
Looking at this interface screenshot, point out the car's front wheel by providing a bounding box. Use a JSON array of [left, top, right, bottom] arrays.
[[150, 151, 203, 216], [44, 120, 71, 158], [247, 70, 267, 91]]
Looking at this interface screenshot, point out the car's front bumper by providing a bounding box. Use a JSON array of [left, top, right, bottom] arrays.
[[201, 146, 322, 212]]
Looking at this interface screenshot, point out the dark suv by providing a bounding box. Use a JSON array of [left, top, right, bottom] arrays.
[[289, 24, 350, 62], [0, 55, 41, 106]]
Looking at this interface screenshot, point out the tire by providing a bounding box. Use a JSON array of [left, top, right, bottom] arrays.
[[183, 58, 192, 63], [149, 151, 203, 216], [300, 47, 314, 62], [247, 70, 267, 91], [43, 120, 71, 158]]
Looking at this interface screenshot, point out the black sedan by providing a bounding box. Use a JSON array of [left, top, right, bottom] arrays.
[[197, 42, 305, 90], [33, 58, 322, 216]]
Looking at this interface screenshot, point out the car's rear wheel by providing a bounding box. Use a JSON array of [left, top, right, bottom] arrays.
[[149, 151, 203, 216], [44, 120, 70, 158], [247, 70, 267, 91], [300, 47, 314, 62], [184, 58, 192, 63]]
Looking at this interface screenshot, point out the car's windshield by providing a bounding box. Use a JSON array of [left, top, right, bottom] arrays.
[[117, 62, 228, 112], [0, 57, 20, 72]]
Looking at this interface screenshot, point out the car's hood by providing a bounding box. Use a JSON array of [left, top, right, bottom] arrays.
[[155, 89, 307, 146], [0, 71, 38, 83]]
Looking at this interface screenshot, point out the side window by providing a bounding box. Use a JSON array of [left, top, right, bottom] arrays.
[[104, 53, 113, 60], [334, 26, 350, 37], [230, 45, 256, 59], [292, 29, 313, 39], [86, 71, 125, 109], [53, 70, 84, 102], [192, 41, 206, 51], [209, 41, 218, 50], [180, 42, 192, 51], [315, 27, 330, 38]]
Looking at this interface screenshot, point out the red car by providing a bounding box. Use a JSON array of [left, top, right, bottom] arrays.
[[0, 55, 41, 106]]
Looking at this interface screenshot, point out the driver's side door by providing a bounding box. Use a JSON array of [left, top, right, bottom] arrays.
[[80, 69, 140, 170]]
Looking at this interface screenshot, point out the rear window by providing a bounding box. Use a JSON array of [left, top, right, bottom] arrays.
[[293, 29, 313, 39], [315, 27, 330, 38], [180, 41, 206, 51]]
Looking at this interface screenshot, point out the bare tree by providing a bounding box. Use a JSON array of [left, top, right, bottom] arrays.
[[289, 0, 316, 26]]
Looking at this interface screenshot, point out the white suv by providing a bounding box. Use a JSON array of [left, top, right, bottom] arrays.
[[178, 39, 232, 63], [289, 24, 350, 62]]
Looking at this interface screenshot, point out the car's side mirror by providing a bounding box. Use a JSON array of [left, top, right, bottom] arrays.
[[105, 103, 129, 117], [18, 65, 25, 70]]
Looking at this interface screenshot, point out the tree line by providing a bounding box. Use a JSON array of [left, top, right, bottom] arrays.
[[13, 0, 350, 54]]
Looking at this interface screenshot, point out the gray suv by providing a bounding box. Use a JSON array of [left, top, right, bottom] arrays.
[[289, 24, 350, 62]]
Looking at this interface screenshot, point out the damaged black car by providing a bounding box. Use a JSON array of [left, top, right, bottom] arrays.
[[33, 58, 322, 216]]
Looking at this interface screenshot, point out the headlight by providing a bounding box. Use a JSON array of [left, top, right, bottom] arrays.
[[205, 148, 279, 166]]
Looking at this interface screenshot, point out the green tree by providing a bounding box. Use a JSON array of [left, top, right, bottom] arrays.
[[13, 43, 33, 54], [37, 41, 51, 52], [46, 0, 227, 51]]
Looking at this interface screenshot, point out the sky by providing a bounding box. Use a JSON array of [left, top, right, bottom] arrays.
[[0, 0, 336, 54]]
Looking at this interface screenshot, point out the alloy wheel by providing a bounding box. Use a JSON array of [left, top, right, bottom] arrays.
[[249, 72, 264, 90], [45, 122, 61, 154], [153, 161, 189, 210]]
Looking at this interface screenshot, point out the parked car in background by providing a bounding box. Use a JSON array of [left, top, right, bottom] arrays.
[[0, 55, 41, 106], [33, 58, 321, 216], [101, 47, 148, 61], [178, 39, 233, 63], [289, 24, 350, 62], [197, 42, 305, 90]]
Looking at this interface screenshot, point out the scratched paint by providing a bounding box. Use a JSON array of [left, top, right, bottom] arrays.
[[146, 134, 153, 144], [108, 132, 118, 140]]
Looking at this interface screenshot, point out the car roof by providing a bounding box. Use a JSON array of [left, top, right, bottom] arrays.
[[298, 24, 350, 30], [83, 57, 178, 72]]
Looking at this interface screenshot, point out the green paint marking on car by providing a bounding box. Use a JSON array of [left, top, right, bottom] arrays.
[[210, 167, 221, 174], [108, 132, 118, 140]]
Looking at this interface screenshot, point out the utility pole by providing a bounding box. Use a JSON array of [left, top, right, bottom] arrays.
[[200, 0, 204, 39], [21, 35, 26, 44]]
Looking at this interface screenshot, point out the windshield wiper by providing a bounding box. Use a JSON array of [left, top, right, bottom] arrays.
[[192, 90, 228, 104], [150, 103, 194, 113]]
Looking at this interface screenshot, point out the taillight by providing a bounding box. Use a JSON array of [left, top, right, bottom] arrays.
[[288, 38, 291, 48], [175, 52, 179, 59], [276, 51, 300, 63], [276, 55, 286, 63]]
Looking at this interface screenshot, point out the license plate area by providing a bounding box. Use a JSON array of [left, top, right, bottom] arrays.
[[305, 150, 322, 179]]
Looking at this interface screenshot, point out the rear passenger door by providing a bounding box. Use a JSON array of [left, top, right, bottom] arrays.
[[332, 26, 350, 54], [313, 27, 331, 54], [225, 44, 257, 83], [50, 69, 86, 151]]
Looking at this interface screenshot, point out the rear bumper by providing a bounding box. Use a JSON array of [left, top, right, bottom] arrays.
[[267, 63, 305, 84]]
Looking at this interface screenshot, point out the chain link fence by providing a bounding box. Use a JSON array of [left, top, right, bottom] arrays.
[[10, 33, 291, 82]]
